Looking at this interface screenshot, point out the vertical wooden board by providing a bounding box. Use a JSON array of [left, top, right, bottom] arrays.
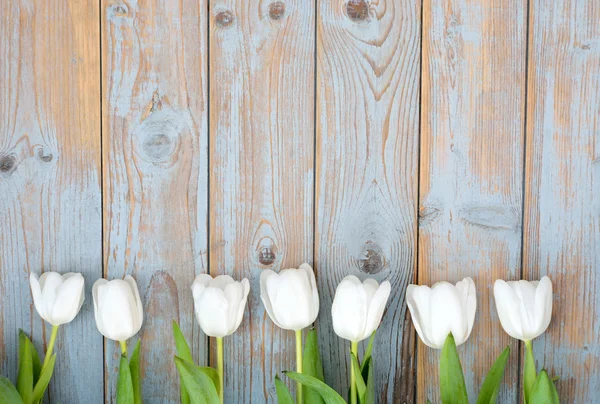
[[419, 0, 527, 401], [0, 0, 103, 403], [102, 0, 208, 401], [523, 0, 600, 401], [208, 0, 315, 401], [316, 0, 421, 401]]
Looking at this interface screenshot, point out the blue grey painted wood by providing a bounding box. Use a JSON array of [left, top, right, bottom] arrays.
[[523, 0, 600, 402], [0, 0, 103, 403], [315, 0, 421, 402], [102, 0, 209, 401]]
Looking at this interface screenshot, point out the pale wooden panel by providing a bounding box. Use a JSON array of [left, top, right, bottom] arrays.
[[208, 0, 315, 401], [419, 0, 527, 401], [0, 0, 103, 402], [316, 0, 420, 401], [102, 0, 208, 401], [523, 0, 600, 401]]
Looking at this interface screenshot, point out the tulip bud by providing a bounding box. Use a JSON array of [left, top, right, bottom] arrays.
[[331, 275, 391, 342], [29, 272, 85, 326], [260, 263, 319, 331], [406, 277, 476, 349], [191, 274, 250, 338], [92, 276, 143, 342], [493, 276, 552, 341]]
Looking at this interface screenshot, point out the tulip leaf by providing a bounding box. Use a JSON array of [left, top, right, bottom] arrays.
[[524, 341, 536, 404], [274, 375, 294, 404], [198, 367, 220, 396], [365, 354, 375, 404], [530, 370, 559, 404], [476, 345, 510, 404], [361, 331, 376, 374], [0, 377, 24, 404], [303, 328, 325, 404], [439, 333, 468, 404], [173, 321, 193, 404], [117, 354, 134, 404], [31, 354, 56, 404], [351, 352, 367, 404], [17, 331, 34, 403], [283, 372, 346, 404], [129, 340, 142, 404], [174, 356, 220, 404]]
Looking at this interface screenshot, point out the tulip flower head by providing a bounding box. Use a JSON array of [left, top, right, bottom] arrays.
[[260, 263, 319, 331], [493, 276, 552, 341], [30, 272, 85, 326], [191, 274, 250, 338], [406, 277, 476, 349], [93, 276, 143, 342], [332, 275, 391, 342]]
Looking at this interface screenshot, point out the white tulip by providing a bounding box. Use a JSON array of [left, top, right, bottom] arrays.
[[493, 276, 552, 341], [191, 274, 250, 338], [260, 263, 319, 331], [29, 272, 85, 326], [406, 277, 477, 349], [331, 275, 391, 342], [93, 276, 143, 342]]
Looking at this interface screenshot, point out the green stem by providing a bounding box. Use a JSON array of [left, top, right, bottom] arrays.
[[523, 340, 536, 404], [350, 341, 358, 404], [295, 330, 303, 404], [119, 340, 127, 356], [217, 337, 224, 404], [42, 325, 59, 371]]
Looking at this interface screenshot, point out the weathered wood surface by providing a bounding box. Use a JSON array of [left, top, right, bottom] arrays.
[[0, 0, 103, 402], [522, 0, 600, 402], [208, 0, 315, 402], [418, 0, 527, 401], [315, 0, 421, 402], [102, 0, 208, 401]]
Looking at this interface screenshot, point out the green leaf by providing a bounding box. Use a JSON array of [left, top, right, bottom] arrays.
[[351, 352, 367, 404], [20, 331, 42, 384], [303, 328, 325, 404], [550, 377, 560, 404], [0, 377, 24, 403], [198, 367, 220, 396], [274, 375, 294, 404], [117, 354, 134, 404], [31, 354, 56, 404], [174, 356, 220, 404], [129, 340, 142, 404], [365, 354, 375, 404], [530, 370, 559, 404], [361, 331, 376, 374], [283, 372, 346, 404], [439, 333, 469, 404], [524, 341, 536, 404], [476, 346, 510, 404], [173, 321, 193, 404], [17, 331, 34, 403]]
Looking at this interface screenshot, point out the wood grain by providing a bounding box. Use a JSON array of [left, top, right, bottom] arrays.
[[208, 0, 315, 401], [102, 0, 208, 401], [0, 0, 103, 402], [418, 0, 527, 401], [315, 0, 421, 401], [523, 0, 600, 402]]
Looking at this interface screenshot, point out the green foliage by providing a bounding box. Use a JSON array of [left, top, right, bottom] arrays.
[[476, 346, 510, 404], [0, 377, 24, 404], [174, 357, 220, 404], [129, 341, 142, 404], [530, 370, 560, 404], [283, 372, 346, 404], [439, 333, 468, 404], [16, 330, 54, 404], [350, 353, 367, 404], [274, 375, 294, 404], [117, 354, 134, 404], [524, 341, 536, 404], [302, 328, 326, 404]]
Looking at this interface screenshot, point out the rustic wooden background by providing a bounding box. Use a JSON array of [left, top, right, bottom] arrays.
[[1, 0, 598, 402]]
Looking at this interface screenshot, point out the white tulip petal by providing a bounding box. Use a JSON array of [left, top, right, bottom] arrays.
[[30, 274, 45, 323], [196, 287, 229, 337], [125, 275, 144, 333], [224, 282, 244, 334], [39, 272, 64, 322], [268, 270, 312, 330], [494, 280, 525, 340], [363, 280, 391, 341], [211, 275, 236, 290], [93, 279, 108, 336], [332, 276, 368, 341], [51, 274, 85, 325], [455, 277, 476, 342], [430, 282, 467, 347], [406, 284, 436, 348], [260, 270, 284, 329], [533, 276, 552, 340], [299, 263, 319, 322], [97, 280, 137, 341], [232, 278, 250, 333]]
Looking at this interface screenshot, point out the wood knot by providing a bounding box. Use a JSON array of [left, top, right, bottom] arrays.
[[269, 2, 286, 20], [143, 134, 173, 160], [0, 155, 16, 173], [215, 10, 234, 27], [111, 4, 128, 16], [37, 148, 53, 163], [258, 246, 277, 266], [359, 246, 384, 274], [346, 0, 369, 22]]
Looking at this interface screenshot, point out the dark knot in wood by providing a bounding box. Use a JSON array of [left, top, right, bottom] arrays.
[[215, 11, 234, 27], [37, 148, 53, 162], [143, 134, 173, 160], [258, 246, 277, 266], [111, 4, 128, 16], [0, 155, 16, 173], [346, 0, 369, 22], [360, 248, 383, 274], [269, 2, 286, 20]]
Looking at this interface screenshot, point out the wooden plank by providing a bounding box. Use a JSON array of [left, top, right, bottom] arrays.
[[0, 0, 103, 403], [208, 0, 315, 401], [523, 0, 600, 401], [418, 0, 527, 401], [102, 0, 208, 401], [315, 0, 421, 401]]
